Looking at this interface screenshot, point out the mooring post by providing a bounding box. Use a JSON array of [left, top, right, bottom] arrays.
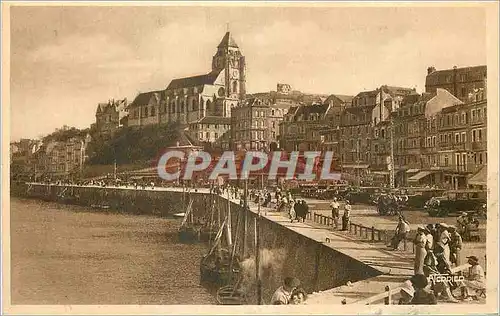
[[384, 285, 391, 305]]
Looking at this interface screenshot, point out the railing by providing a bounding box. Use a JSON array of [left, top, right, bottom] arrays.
[[308, 212, 415, 252], [353, 263, 473, 305]]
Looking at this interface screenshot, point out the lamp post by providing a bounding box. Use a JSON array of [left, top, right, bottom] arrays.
[[389, 118, 395, 189]]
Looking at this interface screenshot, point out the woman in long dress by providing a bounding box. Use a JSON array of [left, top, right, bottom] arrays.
[[289, 200, 296, 223], [414, 227, 427, 275]]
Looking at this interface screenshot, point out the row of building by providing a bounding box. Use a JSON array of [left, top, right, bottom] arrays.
[[10, 126, 92, 181]]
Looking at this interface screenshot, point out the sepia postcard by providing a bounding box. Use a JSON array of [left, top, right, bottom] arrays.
[[2, 1, 499, 315]]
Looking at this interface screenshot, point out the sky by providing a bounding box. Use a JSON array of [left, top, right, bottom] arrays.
[[9, 5, 487, 141]]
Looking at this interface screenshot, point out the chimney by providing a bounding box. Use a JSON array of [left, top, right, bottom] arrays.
[[427, 66, 436, 75]]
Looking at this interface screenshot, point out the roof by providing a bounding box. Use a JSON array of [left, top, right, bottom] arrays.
[[381, 85, 415, 96], [332, 94, 354, 103], [295, 103, 329, 117], [128, 91, 161, 108], [166, 70, 221, 91], [194, 116, 231, 125], [427, 65, 487, 76], [217, 32, 239, 49]]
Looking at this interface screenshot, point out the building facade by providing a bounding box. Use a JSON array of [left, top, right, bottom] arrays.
[[425, 65, 487, 102], [93, 98, 128, 137], [34, 134, 92, 180], [232, 95, 291, 151]]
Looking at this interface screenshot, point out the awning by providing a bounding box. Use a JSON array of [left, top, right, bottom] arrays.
[[468, 166, 487, 186], [407, 169, 420, 174], [372, 171, 390, 175], [408, 171, 433, 182]]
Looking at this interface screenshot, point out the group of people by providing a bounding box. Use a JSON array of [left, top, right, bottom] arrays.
[[408, 220, 486, 303], [375, 193, 408, 215], [329, 197, 351, 231], [399, 255, 485, 304], [271, 277, 307, 305]]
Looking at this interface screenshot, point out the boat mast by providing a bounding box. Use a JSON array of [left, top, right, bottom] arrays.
[[208, 190, 215, 249], [226, 189, 233, 247], [243, 179, 248, 258], [255, 201, 262, 305]]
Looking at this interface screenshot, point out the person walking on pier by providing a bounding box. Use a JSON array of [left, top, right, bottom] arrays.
[[389, 216, 410, 250], [341, 200, 351, 231], [449, 226, 463, 267], [330, 197, 340, 229], [414, 227, 427, 275]]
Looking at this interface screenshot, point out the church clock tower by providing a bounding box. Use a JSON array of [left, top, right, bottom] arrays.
[[212, 31, 246, 109]]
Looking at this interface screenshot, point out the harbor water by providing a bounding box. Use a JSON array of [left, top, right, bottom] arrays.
[[10, 197, 216, 305]]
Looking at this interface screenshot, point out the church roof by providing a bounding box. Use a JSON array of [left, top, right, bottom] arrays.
[[217, 32, 239, 49], [166, 70, 221, 91]]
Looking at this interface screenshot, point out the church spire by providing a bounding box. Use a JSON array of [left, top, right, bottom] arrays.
[[217, 30, 239, 49]]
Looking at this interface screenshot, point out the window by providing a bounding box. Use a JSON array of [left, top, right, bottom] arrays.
[[144, 107, 148, 117], [232, 81, 238, 93], [205, 132, 210, 139], [478, 129, 482, 141], [462, 153, 467, 170], [432, 136, 436, 147], [461, 87, 467, 97], [444, 155, 449, 166], [461, 112, 466, 124], [472, 130, 477, 142], [272, 122, 275, 128], [214, 132, 218, 139], [479, 153, 483, 164], [461, 132, 466, 143], [477, 108, 482, 118], [461, 74, 468, 82], [151, 107, 155, 116], [471, 109, 476, 121], [455, 133, 460, 143]]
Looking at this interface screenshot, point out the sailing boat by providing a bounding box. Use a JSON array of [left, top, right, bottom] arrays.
[[200, 192, 242, 287], [177, 199, 199, 243], [216, 180, 256, 305]]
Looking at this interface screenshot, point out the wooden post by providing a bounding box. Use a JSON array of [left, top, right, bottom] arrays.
[[384, 285, 391, 305], [371, 226, 375, 241], [378, 230, 381, 241]]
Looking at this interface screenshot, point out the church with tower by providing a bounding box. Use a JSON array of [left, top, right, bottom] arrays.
[[126, 31, 246, 146]]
